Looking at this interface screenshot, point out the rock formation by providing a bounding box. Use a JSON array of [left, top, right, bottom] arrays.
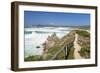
[[43, 32, 60, 50]]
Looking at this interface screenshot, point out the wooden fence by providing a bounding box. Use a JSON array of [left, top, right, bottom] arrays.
[[51, 42, 74, 60]]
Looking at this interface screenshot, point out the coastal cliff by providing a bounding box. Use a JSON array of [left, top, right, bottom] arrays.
[[42, 29, 90, 60]]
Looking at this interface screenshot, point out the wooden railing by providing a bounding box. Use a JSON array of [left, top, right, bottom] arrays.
[[51, 42, 74, 60]]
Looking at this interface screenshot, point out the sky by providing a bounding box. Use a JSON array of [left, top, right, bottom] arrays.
[[24, 11, 90, 26]]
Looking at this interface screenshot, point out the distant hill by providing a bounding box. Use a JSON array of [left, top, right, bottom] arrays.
[[24, 24, 90, 28]]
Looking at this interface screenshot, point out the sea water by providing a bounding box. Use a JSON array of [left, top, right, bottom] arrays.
[[24, 27, 72, 58]]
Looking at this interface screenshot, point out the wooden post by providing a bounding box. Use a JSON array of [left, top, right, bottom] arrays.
[[64, 46, 67, 59]]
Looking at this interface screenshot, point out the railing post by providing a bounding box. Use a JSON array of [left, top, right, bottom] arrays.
[[64, 46, 67, 59]]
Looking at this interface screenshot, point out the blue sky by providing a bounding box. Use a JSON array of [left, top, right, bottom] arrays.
[[24, 11, 90, 26]]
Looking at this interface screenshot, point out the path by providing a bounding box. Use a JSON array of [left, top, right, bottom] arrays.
[[74, 34, 84, 59]]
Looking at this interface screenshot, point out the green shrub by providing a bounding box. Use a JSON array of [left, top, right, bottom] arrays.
[[24, 55, 43, 61], [76, 30, 90, 37], [80, 47, 90, 58]]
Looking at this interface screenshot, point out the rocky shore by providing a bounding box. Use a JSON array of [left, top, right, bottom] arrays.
[[25, 29, 90, 61]]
